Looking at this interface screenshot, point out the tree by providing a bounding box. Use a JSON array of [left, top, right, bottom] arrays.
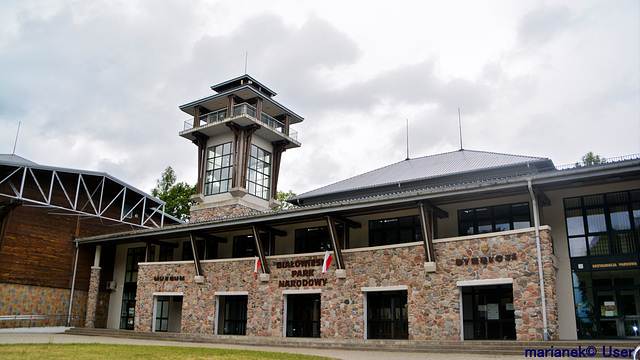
[[576, 152, 606, 167], [152, 166, 196, 221], [273, 189, 298, 211]]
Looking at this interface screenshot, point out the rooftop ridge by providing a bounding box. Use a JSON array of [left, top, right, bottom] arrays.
[[294, 149, 552, 200]]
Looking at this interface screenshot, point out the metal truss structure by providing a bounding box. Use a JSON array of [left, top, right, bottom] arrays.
[[0, 160, 169, 229]]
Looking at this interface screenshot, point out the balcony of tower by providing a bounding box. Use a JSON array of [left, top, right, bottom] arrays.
[[180, 102, 300, 149], [178, 77, 303, 150]]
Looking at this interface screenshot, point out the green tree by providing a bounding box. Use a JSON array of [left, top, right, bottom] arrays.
[[152, 166, 196, 221], [576, 151, 606, 167], [273, 189, 298, 210]]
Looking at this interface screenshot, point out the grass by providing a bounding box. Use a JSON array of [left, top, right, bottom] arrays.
[[0, 343, 335, 360]]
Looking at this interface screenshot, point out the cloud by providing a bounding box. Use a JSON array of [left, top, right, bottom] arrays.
[[517, 5, 574, 45], [0, 0, 637, 197]]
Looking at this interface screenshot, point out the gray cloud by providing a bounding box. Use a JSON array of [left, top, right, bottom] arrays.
[[0, 1, 637, 197], [518, 5, 574, 45]]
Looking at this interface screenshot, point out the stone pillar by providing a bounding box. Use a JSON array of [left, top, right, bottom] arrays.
[[85, 266, 101, 328]]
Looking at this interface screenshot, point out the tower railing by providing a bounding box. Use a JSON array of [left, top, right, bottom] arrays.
[[183, 102, 298, 141]]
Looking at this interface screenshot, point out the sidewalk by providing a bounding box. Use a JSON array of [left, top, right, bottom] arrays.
[[0, 332, 526, 359]]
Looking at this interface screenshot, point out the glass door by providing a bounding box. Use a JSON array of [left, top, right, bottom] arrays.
[[620, 289, 640, 338], [596, 290, 619, 337], [595, 288, 640, 339]]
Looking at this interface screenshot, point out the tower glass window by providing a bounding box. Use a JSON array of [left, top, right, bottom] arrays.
[[205, 142, 233, 196], [247, 144, 271, 199]]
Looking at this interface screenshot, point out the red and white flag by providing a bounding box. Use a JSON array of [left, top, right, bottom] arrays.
[[322, 250, 333, 275], [254, 257, 261, 275]]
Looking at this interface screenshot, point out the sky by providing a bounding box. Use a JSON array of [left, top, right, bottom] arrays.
[[1, 0, 638, 197]]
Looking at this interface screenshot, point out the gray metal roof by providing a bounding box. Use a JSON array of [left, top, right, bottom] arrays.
[[0, 154, 37, 166], [294, 149, 554, 200]]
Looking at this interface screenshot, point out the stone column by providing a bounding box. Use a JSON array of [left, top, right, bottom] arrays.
[[85, 266, 101, 328], [85, 245, 101, 328]]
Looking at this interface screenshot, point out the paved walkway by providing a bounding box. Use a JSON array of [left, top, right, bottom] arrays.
[[0, 331, 528, 359]]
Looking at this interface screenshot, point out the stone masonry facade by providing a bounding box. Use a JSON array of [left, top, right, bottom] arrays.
[[190, 204, 263, 223], [134, 228, 557, 340], [0, 282, 88, 328], [85, 266, 101, 328]]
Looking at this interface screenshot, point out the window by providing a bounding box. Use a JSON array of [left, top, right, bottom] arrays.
[[218, 295, 248, 335], [369, 215, 421, 247], [458, 202, 531, 236], [120, 246, 150, 330], [286, 294, 321, 338], [205, 142, 233, 195], [247, 145, 271, 199], [158, 245, 174, 262], [294, 225, 345, 254], [366, 290, 408, 339], [181, 239, 218, 260], [232, 234, 273, 258], [565, 190, 640, 258], [154, 297, 170, 332]]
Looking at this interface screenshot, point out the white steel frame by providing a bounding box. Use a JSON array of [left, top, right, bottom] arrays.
[[0, 163, 167, 228]]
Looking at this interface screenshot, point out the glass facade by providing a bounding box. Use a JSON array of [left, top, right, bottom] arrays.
[[204, 142, 233, 196], [567, 190, 640, 339], [247, 145, 271, 199], [120, 247, 150, 330], [565, 190, 639, 258]]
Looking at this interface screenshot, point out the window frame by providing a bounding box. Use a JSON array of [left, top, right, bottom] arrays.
[[564, 190, 639, 258], [204, 142, 233, 196], [368, 215, 422, 247], [457, 202, 531, 236], [294, 225, 346, 254], [246, 144, 271, 200]]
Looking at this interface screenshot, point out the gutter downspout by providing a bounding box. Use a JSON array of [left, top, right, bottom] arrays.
[[67, 241, 79, 327], [528, 179, 549, 340]]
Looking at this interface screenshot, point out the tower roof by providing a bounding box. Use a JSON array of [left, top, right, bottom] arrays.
[[210, 74, 277, 97]]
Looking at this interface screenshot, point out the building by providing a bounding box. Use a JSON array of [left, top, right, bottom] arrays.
[[0, 154, 180, 328], [75, 75, 640, 341]]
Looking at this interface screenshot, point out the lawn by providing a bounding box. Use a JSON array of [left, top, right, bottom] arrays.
[[0, 343, 335, 360]]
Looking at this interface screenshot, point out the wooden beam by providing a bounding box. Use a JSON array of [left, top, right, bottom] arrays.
[[251, 226, 270, 274], [226, 122, 242, 188], [328, 213, 361, 229], [240, 125, 260, 187], [270, 141, 288, 201], [325, 215, 345, 270], [193, 106, 200, 129], [192, 132, 209, 195], [418, 202, 435, 263], [146, 239, 179, 249], [192, 232, 227, 243], [534, 187, 551, 207], [0, 200, 21, 254], [145, 242, 152, 262], [189, 233, 203, 277], [255, 225, 286, 238], [421, 200, 448, 219]]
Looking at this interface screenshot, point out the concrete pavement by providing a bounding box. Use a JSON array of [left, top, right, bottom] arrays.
[[0, 331, 528, 359]]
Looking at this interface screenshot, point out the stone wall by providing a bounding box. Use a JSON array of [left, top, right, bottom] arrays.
[[134, 228, 556, 340], [0, 283, 88, 328], [190, 204, 262, 223]]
